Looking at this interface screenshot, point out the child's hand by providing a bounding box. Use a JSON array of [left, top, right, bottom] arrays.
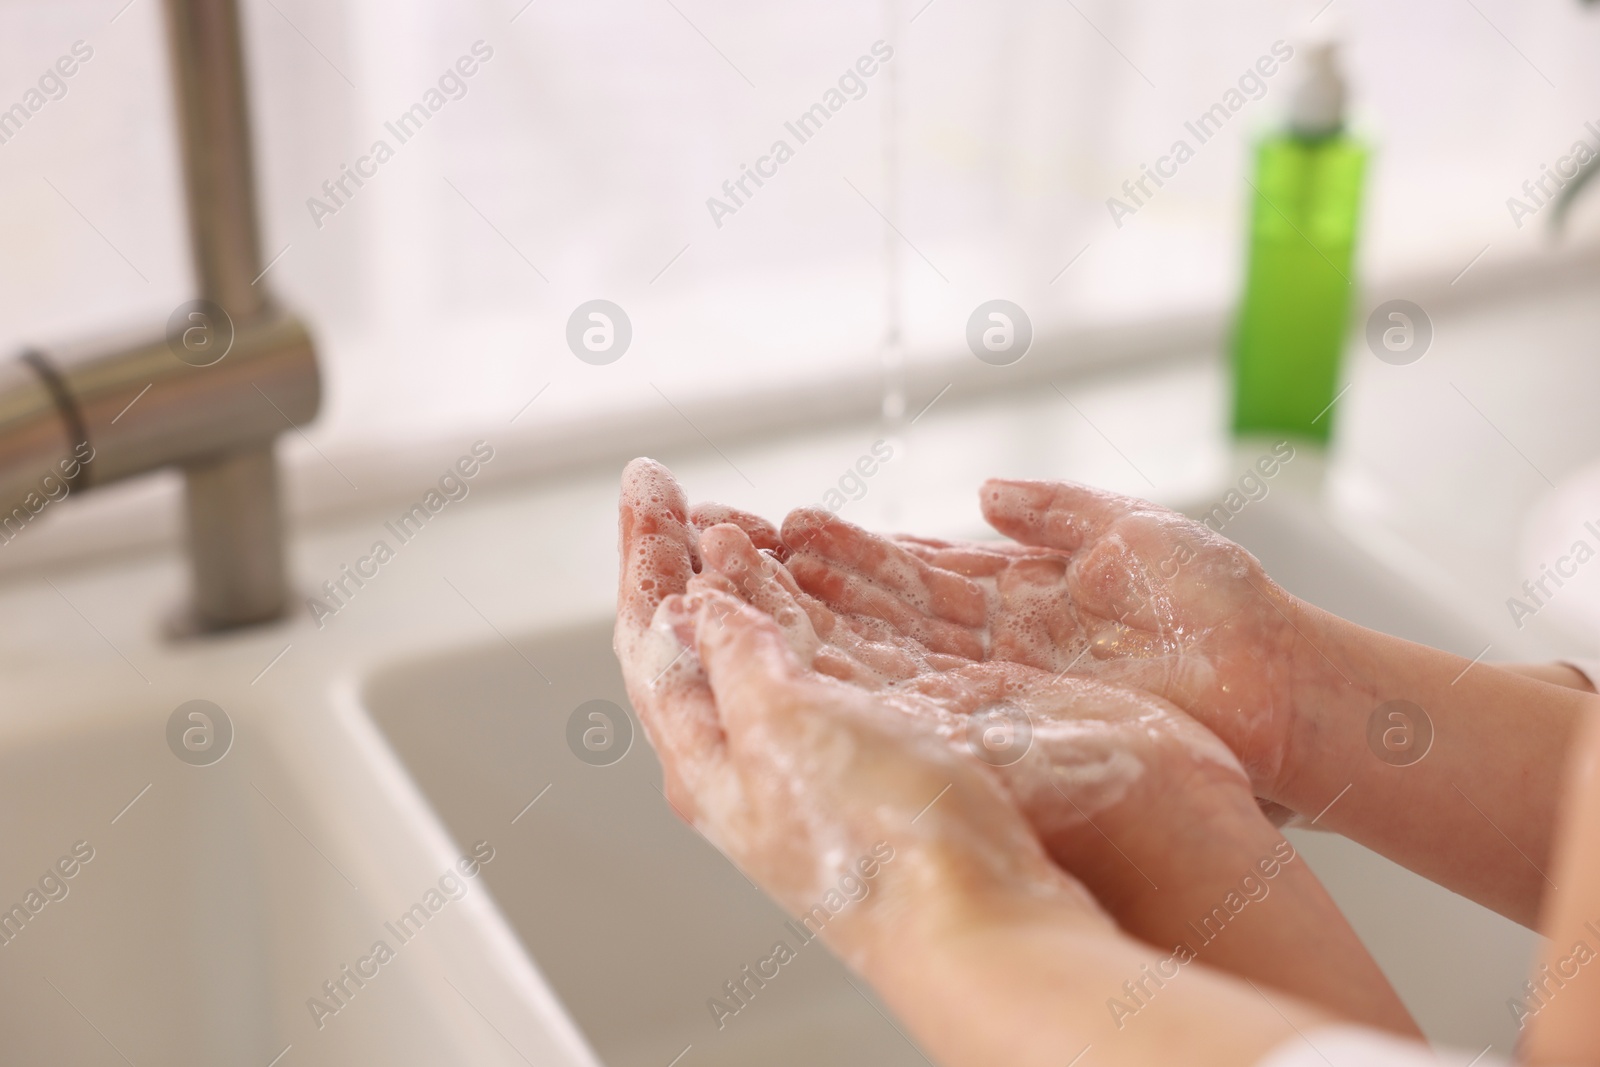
[[779, 481, 1355, 797]]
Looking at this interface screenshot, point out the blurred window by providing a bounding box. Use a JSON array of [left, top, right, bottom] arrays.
[[4, 0, 1598, 444]]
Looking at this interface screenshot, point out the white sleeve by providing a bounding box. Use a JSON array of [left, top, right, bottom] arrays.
[[1561, 658, 1600, 691], [1255, 1026, 1506, 1067]]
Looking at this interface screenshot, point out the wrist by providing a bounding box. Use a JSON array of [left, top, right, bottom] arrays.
[[1124, 760, 1271, 869], [858, 850, 1110, 976], [1261, 598, 1382, 810], [869, 877, 1326, 1067]]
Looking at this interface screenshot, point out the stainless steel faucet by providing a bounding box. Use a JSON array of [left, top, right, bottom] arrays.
[[2, 0, 321, 631]]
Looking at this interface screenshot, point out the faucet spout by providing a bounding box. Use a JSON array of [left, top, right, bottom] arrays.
[[4, 0, 322, 631], [9, 308, 320, 629]]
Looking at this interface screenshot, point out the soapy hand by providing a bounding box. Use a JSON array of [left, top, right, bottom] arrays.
[[780, 482, 1345, 796], [651, 586, 1106, 960], [615, 462, 807, 820]]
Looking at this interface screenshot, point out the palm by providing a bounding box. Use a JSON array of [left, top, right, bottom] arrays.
[[885, 661, 1253, 862], [779, 481, 1321, 792]]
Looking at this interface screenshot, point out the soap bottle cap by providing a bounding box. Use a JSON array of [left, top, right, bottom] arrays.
[[1288, 41, 1346, 137]]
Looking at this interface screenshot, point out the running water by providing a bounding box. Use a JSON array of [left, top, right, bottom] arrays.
[[878, 0, 907, 528]]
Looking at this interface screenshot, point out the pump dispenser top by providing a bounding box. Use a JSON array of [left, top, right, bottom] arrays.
[[1288, 42, 1347, 137]]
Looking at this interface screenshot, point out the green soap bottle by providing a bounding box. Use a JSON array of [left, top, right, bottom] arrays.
[[1231, 42, 1367, 445]]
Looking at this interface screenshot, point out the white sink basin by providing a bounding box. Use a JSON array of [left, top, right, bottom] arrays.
[[366, 621, 926, 1067], [0, 702, 595, 1066], [0, 718, 297, 1065], [0, 553, 598, 1067]]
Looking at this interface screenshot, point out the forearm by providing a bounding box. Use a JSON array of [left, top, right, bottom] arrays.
[[1521, 714, 1600, 1064], [1055, 789, 1417, 1037], [866, 886, 1330, 1067], [1274, 603, 1594, 924]]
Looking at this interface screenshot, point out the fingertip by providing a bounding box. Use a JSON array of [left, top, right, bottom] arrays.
[[979, 477, 1053, 515], [979, 480, 1046, 536], [689, 502, 782, 553], [980, 476, 1044, 493], [618, 460, 700, 605], [980, 478, 1124, 552], [699, 524, 812, 611], [619, 459, 691, 548], [779, 506, 835, 553], [697, 522, 755, 564], [699, 527, 781, 611], [781, 508, 892, 565], [621, 457, 684, 503], [622, 456, 665, 478]]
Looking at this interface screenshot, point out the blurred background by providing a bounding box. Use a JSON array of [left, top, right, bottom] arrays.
[[6, 0, 1600, 441], [7, 0, 1600, 640]]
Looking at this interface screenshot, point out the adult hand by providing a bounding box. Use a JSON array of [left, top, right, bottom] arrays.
[[650, 586, 1105, 961], [614, 460, 793, 816]]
